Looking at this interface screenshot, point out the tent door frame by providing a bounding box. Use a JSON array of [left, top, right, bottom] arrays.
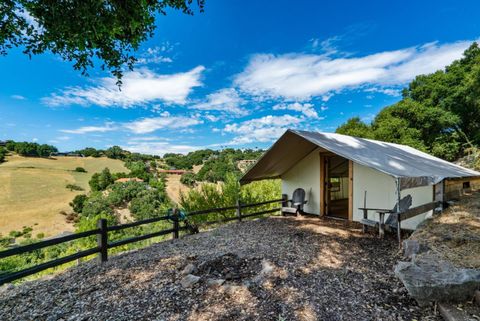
[[320, 153, 353, 220]]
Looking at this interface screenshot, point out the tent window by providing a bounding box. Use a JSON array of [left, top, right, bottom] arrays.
[[463, 181, 471, 189]]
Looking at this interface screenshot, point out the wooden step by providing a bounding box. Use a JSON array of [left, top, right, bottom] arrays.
[[360, 218, 378, 227]]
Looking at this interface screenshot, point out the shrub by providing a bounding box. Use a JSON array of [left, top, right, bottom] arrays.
[[89, 168, 114, 191], [74, 167, 87, 173], [180, 172, 196, 187], [70, 194, 88, 214], [66, 184, 84, 191]]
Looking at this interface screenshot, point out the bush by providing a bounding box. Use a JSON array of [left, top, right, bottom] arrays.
[[0, 147, 6, 163], [180, 174, 281, 225], [74, 167, 87, 173], [81, 192, 113, 218], [89, 168, 114, 191], [66, 184, 84, 191], [180, 172, 196, 187], [70, 194, 88, 213]]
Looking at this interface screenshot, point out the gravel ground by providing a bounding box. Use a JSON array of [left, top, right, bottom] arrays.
[[0, 216, 440, 321]]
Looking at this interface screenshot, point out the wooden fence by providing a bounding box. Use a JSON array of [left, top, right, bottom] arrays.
[[0, 198, 284, 285]]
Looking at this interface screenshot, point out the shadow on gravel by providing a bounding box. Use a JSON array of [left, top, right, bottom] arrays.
[[0, 216, 440, 321]]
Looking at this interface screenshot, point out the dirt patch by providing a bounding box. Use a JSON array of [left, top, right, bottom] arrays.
[[411, 190, 480, 269], [196, 253, 262, 282], [0, 216, 440, 321]]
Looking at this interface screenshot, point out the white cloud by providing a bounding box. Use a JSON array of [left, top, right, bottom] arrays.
[[60, 113, 202, 135], [43, 66, 205, 107], [234, 40, 472, 101], [190, 88, 248, 116], [122, 140, 200, 156], [123, 114, 202, 134], [60, 123, 117, 134], [136, 43, 175, 65], [364, 87, 401, 97], [273, 102, 321, 118], [11, 94, 26, 100], [224, 114, 303, 145]]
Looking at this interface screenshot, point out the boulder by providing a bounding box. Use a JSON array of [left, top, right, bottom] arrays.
[[180, 274, 200, 288], [180, 263, 197, 276], [395, 256, 480, 306], [207, 279, 225, 287], [402, 240, 429, 259]]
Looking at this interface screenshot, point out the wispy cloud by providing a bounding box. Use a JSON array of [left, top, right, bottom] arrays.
[[60, 123, 117, 134], [123, 113, 203, 134], [42, 66, 205, 107], [60, 113, 202, 135], [190, 88, 248, 116], [224, 114, 303, 145], [136, 42, 176, 65], [273, 102, 321, 118], [234, 40, 472, 101], [11, 94, 26, 100], [122, 140, 200, 156]]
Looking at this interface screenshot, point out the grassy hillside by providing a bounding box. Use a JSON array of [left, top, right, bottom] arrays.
[[0, 155, 127, 238]]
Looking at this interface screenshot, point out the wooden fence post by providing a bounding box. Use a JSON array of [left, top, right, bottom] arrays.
[[236, 199, 242, 222], [281, 194, 288, 216], [97, 218, 108, 263], [172, 208, 179, 239]]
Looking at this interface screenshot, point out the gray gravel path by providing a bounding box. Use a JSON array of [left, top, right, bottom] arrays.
[[0, 216, 440, 320]]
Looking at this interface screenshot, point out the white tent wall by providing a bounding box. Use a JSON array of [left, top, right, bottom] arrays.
[[400, 185, 434, 230], [353, 163, 434, 230], [353, 163, 396, 222], [281, 148, 321, 215]]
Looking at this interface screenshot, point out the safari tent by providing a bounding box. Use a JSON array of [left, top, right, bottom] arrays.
[[240, 129, 480, 230]]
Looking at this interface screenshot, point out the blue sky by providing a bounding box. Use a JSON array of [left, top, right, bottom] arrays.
[[1, 0, 480, 155]]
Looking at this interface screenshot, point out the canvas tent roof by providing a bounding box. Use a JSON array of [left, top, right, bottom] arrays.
[[240, 129, 480, 189]]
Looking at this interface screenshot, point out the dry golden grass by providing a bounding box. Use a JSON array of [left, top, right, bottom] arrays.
[[165, 174, 190, 204], [411, 189, 480, 268], [0, 155, 127, 238]]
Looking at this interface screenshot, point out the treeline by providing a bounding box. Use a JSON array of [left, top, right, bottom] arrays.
[[165, 148, 263, 185], [76, 146, 160, 162], [337, 42, 480, 161], [2, 140, 57, 158]]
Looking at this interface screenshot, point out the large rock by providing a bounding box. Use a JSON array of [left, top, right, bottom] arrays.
[[180, 274, 200, 288], [180, 263, 197, 276], [395, 256, 480, 306]]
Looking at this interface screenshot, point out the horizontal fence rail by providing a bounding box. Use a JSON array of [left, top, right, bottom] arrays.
[[0, 198, 283, 285]]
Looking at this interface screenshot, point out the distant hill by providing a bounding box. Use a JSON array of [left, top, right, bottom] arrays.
[[0, 155, 127, 238]]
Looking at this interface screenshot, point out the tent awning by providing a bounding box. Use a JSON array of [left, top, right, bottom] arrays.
[[240, 129, 480, 188]]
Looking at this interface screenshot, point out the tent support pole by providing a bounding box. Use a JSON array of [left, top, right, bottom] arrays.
[[396, 178, 402, 246]]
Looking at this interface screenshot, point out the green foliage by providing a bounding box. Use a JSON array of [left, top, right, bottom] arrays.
[[124, 160, 150, 181], [66, 184, 84, 191], [336, 42, 480, 161], [0, 1, 205, 82], [336, 117, 374, 139], [0, 147, 6, 163], [180, 172, 196, 187], [81, 192, 114, 219], [5, 141, 58, 157], [107, 181, 147, 207], [180, 173, 281, 224], [129, 189, 170, 221], [74, 167, 87, 173], [77, 147, 101, 157], [69, 194, 88, 214], [89, 167, 114, 191], [105, 146, 126, 160]]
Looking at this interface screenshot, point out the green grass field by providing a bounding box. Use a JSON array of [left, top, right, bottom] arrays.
[[0, 155, 127, 238]]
